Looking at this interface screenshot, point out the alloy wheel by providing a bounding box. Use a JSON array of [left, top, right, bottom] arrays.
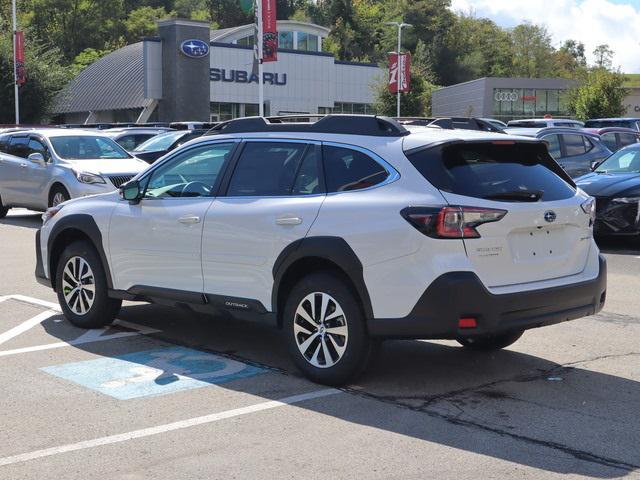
[[293, 292, 349, 368], [61, 256, 96, 315], [52, 192, 67, 207]]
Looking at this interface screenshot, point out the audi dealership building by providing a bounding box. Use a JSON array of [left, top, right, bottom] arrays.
[[52, 19, 384, 123], [432, 77, 640, 121]]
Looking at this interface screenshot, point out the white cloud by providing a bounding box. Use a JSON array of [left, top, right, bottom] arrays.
[[450, 0, 640, 72]]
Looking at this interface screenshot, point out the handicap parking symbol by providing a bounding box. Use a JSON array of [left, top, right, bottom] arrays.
[[41, 346, 265, 400]]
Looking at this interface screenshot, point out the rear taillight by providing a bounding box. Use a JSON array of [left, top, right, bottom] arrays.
[[401, 206, 507, 239]]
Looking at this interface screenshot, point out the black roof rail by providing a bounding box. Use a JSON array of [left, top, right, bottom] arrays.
[[206, 115, 410, 137]]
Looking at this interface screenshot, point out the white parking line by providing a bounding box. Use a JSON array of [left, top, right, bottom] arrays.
[[0, 295, 160, 356], [0, 388, 341, 467], [0, 325, 156, 357], [1, 294, 61, 311], [0, 311, 58, 346]]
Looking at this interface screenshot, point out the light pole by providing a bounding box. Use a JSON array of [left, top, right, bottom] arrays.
[[385, 21, 411, 118], [12, 0, 19, 124]]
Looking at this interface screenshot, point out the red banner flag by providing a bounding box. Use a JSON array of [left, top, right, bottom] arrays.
[[388, 52, 411, 94], [261, 0, 277, 62], [15, 31, 26, 86]]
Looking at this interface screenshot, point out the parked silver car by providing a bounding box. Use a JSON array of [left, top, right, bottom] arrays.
[[0, 129, 147, 216], [102, 127, 174, 151]]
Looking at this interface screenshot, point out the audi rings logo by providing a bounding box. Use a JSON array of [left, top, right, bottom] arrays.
[[495, 91, 519, 102]]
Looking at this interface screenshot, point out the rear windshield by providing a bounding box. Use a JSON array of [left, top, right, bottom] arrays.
[[406, 142, 576, 202], [585, 120, 635, 129], [507, 121, 547, 128]]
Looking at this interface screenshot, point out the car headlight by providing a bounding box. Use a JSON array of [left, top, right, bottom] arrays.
[[74, 170, 105, 184], [611, 196, 640, 204], [42, 204, 63, 225]]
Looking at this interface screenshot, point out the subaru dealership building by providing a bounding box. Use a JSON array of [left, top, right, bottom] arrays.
[[52, 19, 384, 124]]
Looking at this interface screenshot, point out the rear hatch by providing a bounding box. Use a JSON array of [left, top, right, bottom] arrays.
[[406, 141, 593, 288]]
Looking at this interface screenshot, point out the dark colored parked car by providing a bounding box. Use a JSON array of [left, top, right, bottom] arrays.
[[583, 127, 640, 152], [131, 129, 208, 163], [585, 118, 640, 131], [396, 117, 504, 133], [505, 127, 612, 178], [576, 143, 640, 237]]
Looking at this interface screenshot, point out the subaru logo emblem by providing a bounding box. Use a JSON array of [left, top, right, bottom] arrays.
[[544, 211, 557, 223], [180, 39, 209, 58]]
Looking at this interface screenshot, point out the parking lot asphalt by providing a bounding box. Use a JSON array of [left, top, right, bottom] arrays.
[[1, 209, 639, 479]]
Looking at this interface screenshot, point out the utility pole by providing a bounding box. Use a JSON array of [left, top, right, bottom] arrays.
[[385, 21, 412, 118], [12, 0, 20, 124]]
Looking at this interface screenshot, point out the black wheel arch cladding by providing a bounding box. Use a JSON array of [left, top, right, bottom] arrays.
[[47, 214, 113, 291], [272, 236, 374, 320]]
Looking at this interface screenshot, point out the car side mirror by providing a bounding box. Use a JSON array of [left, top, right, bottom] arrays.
[[120, 180, 142, 203], [591, 160, 601, 171], [28, 152, 46, 166]]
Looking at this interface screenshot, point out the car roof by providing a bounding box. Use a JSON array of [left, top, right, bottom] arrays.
[[584, 127, 640, 135], [178, 123, 538, 155], [587, 118, 638, 122], [26, 128, 113, 138], [504, 127, 600, 138]]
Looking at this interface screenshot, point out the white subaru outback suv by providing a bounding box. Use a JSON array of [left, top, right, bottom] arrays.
[[35, 115, 606, 385]]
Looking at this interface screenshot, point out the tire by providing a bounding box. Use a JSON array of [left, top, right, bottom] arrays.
[[457, 330, 524, 351], [55, 240, 121, 328], [49, 185, 70, 207], [283, 271, 373, 386], [0, 194, 8, 218]]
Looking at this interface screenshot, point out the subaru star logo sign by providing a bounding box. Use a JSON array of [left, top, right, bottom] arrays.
[[180, 39, 209, 58], [544, 210, 557, 223]]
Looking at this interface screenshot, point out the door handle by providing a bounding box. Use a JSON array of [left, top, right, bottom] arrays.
[[276, 215, 303, 226], [178, 215, 201, 224], [20, 163, 28, 168]]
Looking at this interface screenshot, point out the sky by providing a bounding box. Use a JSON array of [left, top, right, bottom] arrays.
[[449, 0, 640, 73]]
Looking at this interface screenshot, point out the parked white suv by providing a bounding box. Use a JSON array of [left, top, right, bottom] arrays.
[[0, 129, 147, 216], [35, 116, 606, 385]]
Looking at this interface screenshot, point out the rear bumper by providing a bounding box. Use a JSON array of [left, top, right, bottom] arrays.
[[34, 229, 52, 288], [368, 255, 607, 339]]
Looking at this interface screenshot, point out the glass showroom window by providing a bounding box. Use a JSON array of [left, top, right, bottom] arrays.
[[237, 35, 254, 47], [279, 31, 293, 49], [297, 32, 318, 51]]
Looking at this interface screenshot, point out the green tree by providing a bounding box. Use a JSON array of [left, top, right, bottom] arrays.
[[375, 67, 437, 117], [0, 32, 70, 123], [125, 6, 173, 42], [509, 23, 555, 77], [448, 14, 514, 82], [389, 0, 457, 85], [553, 40, 588, 79], [568, 69, 628, 121], [593, 44, 614, 70], [174, 0, 211, 20], [26, 0, 127, 62], [69, 48, 111, 76], [308, 0, 386, 62]]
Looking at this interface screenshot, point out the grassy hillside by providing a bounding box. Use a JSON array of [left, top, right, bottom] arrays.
[[623, 74, 640, 87]]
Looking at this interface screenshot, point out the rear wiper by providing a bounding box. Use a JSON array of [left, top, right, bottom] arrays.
[[483, 190, 543, 202]]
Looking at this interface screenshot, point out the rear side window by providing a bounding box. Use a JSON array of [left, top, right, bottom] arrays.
[[541, 134, 561, 158], [0, 134, 9, 153], [227, 142, 318, 197], [600, 133, 618, 151], [406, 142, 575, 202], [8, 136, 30, 158], [562, 134, 588, 156], [619, 133, 639, 147], [323, 145, 389, 192]]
